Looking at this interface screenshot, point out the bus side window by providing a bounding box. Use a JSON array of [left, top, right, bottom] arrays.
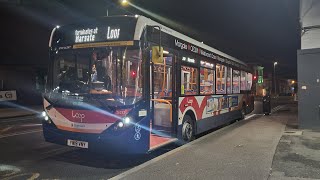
[[153, 56, 173, 99], [181, 66, 198, 95]]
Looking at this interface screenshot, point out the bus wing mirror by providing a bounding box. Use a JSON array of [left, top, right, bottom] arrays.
[[152, 46, 163, 63], [147, 25, 163, 63]]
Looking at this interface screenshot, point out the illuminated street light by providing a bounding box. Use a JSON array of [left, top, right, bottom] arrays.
[[291, 80, 295, 84], [273, 61, 278, 95], [121, 0, 129, 6]]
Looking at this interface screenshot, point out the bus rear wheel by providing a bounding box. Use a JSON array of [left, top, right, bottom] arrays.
[[182, 115, 195, 142]]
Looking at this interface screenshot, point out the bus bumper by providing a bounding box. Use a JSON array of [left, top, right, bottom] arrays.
[[42, 117, 150, 154]]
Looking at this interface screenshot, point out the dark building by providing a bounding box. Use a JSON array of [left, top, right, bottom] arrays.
[[298, 0, 320, 130], [1, 4, 49, 106]]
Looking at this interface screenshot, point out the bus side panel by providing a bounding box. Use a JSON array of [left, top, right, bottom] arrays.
[[101, 116, 151, 154], [178, 94, 244, 135], [196, 110, 240, 134]]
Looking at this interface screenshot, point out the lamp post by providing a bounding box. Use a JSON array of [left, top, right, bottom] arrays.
[[273, 62, 278, 96]]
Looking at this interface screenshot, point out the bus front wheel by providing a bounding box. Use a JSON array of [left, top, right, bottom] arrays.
[[182, 115, 195, 142]]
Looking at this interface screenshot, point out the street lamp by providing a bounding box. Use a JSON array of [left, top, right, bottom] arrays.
[[121, 0, 129, 6], [273, 61, 278, 95]]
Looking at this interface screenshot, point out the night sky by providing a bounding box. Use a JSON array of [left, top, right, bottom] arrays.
[[1, 0, 300, 78]]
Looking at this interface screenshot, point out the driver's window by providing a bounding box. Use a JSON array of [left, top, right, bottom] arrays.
[[90, 49, 112, 91]]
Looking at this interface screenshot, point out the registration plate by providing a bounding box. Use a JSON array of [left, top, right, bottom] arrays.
[[67, 139, 88, 149]]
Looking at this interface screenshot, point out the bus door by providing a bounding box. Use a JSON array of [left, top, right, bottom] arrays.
[[149, 47, 177, 150]]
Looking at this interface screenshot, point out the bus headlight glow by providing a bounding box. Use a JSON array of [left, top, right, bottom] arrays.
[[123, 117, 131, 124], [118, 122, 124, 128], [44, 116, 49, 121], [42, 111, 47, 117]]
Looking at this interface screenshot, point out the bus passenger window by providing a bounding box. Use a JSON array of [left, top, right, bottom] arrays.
[[200, 67, 214, 95], [233, 70, 240, 93], [227, 67, 232, 94], [153, 57, 173, 99], [247, 73, 253, 90], [240, 71, 247, 91], [181, 66, 198, 95], [216, 64, 227, 94]]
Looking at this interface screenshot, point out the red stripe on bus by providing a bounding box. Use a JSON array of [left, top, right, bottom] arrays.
[[56, 108, 121, 124]]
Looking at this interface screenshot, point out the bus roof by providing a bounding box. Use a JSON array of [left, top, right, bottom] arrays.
[[134, 15, 247, 66], [49, 15, 248, 67]]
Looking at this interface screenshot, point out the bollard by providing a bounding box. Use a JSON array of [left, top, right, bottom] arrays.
[[262, 95, 271, 115]]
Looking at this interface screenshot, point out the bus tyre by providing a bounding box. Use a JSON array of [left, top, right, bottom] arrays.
[[182, 115, 195, 142]]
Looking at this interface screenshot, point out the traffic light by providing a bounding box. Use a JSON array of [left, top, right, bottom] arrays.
[[130, 71, 137, 78], [253, 75, 257, 80]]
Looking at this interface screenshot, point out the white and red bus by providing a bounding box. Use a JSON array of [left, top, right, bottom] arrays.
[[43, 15, 254, 154]]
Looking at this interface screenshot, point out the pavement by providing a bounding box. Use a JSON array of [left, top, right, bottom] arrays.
[[270, 105, 320, 180], [112, 102, 320, 180], [112, 110, 287, 180]]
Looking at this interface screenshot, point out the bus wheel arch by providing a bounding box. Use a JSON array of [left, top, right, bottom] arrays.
[[181, 110, 196, 142]]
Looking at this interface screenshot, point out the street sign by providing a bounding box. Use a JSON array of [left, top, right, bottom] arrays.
[[0, 90, 17, 101]]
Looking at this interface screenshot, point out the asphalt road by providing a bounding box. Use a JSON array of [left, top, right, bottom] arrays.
[[0, 98, 286, 179], [0, 116, 181, 180]]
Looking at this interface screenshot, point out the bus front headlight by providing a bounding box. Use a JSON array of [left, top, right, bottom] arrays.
[[123, 117, 131, 124], [118, 122, 124, 128]]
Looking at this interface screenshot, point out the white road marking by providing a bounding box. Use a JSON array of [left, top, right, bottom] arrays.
[[0, 127, 12, 133], [27, 173, 40, 180], [2, 173, 40, 180], [0, 164, 21, 177], [0, 130, 42, 139]]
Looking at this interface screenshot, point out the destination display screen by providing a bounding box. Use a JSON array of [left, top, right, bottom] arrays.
[[74, 26, 121, 43], [52, 17, 137, 48]]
